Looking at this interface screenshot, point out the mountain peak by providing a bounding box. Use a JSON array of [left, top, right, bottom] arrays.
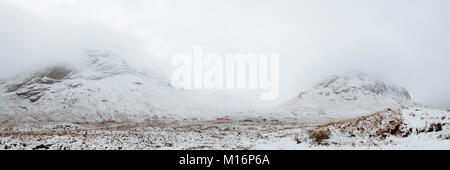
[[281, 71, 417, 119], [301, 71, 412, 101], [0, 49, 188, 121], [85, 49, 134, 76], [63, 49, 137, 80], [317, 72, 375, 88]]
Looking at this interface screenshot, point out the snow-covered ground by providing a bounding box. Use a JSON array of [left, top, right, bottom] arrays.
[[254, 108, 450, 150], [0, 108, 448, 150], [0, 117, 308, 150]]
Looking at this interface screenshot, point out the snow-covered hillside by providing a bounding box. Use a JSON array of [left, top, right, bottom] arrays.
[[0, 50, 222, 123], [0, 107, 447, 150], [0, 54, 424, 123], [279, 72, 419, 120], [254, 108, 449, 150], [0, 51, 437, 126]]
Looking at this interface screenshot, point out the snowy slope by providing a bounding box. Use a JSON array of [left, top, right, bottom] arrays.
[[0, 53, 427, 124], [1, 107, 447, 150], [253, 107, 450, 150], [278, 72, 419, 120], [0, 50, 220, 122], [1, 53, 448, 150]]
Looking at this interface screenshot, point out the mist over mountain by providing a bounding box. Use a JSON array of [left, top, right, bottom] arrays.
[[0, 50, 423, 123], [1, 0, 450, 108], [280, 72, 418, 119], [0, 50, 204, 122], [1, 1, 449, 151]]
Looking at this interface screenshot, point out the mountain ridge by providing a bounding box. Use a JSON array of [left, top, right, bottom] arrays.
[[0, 50, 189, 122], [0, 51, 421, 123], [279, 71, 418, 119]]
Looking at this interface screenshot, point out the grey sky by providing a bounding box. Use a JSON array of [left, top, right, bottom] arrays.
[[0, 0, 449, 108]]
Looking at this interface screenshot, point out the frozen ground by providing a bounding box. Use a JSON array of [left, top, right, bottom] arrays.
[[0, 117, 308, 150], [1, 108, 448, 150], [255, 108, 450, 150]]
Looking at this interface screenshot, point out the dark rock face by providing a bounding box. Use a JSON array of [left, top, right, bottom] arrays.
[[427, 123, 443, 132], [4, 65, 73, 102], [16, 87, 49, 102], [33, 144, 52, 150], [5, 81, 28, 93], [35, 66, 73, 80]]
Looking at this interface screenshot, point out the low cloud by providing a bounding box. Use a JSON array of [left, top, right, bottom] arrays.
[[0, 0, 449, 108]]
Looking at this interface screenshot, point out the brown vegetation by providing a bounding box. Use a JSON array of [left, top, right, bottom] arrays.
[[307, 129, 330, 143], [307, 108, 406, 143]]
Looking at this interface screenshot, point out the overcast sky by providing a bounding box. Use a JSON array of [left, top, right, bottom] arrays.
[[0, 0, 449, 108]]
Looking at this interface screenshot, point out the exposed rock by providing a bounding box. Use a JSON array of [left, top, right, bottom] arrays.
[[16, 87, 48, 102], [35, 65, 73, 80], [4, 65, 73, 102], [67, 82, 82, 88], [5, 81, 28, 93], [33, 144, 52, 150], [427, 123, 442, 132]]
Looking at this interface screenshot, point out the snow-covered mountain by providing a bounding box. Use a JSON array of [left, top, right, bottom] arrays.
[[0, 51, 421, 123], [1, 51, 448, 150], [279, 72, 419, 119], [0, 50, 214, 122]]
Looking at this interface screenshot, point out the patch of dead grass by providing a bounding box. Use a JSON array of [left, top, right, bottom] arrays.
[[308, 108, 405, 141], [306, 129, 330, 144]]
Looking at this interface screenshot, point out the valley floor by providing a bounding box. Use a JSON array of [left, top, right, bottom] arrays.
[[0, 108, 449, 150], [0, 117, 308, 150]]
